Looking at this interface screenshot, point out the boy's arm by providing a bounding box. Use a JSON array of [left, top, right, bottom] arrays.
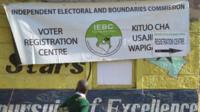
[[80, 105, 90, 112], [59, 98, 70, 107], [80, 99, 89, 112], [57, 99, 69, 112]]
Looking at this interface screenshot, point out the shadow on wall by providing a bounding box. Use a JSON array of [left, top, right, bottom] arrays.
[[190, 0, 200, 9], [190, 0, 200, 21]]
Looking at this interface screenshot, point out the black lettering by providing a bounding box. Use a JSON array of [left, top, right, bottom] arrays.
[[128, 45, 135, 51], [155, 24, 170, 30], [6, 53, 22, 73], [38, 29, 43, 35], [70, 63, 85, 74], [27, 65, 37, 74], [132, 24, 153, 31], [64, 64, 69, 68], [128, 44, 153, 52], [24, 39, 29, 46], [39, 64, 54, 74], [38, 28, 63, 35], [54, 64, 62, 74]]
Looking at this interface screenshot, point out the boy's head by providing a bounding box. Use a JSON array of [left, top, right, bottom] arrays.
[[76, 79, 89, 94]]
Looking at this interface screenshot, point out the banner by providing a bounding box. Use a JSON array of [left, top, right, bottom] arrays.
[[0, 90, 198, 112], [4, 1, 190, 64]]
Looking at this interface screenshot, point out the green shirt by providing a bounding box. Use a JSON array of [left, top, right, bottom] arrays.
[[58, 93, 89, 112]]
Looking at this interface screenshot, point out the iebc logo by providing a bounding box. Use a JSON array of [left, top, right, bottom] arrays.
[[85, 20, 122, 57]]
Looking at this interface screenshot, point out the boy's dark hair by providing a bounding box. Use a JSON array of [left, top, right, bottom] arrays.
[[75, 80, 88, 94]]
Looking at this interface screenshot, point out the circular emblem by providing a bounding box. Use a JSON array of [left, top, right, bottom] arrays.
[[85, 20, 122, 57]]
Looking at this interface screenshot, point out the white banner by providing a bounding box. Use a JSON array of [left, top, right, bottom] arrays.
[[4, 1, 190, 64]]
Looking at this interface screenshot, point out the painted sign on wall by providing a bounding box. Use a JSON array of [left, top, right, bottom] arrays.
[[0, 90, 198, 112], [0, 50, 87, 89]]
